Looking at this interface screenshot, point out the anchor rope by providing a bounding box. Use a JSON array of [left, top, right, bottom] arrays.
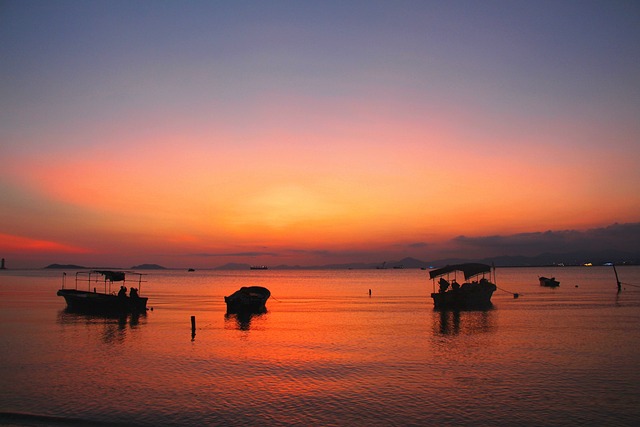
[[496, 285, 520, 296], [620, 281, 640, 288]]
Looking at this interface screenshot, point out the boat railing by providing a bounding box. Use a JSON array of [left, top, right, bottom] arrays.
[[60, 271, 147, 295], [431, 272, 462, 293], [429, 269, 494, 293]]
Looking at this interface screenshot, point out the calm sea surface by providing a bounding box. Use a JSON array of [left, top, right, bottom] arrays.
[[1, 267, 640, 426]]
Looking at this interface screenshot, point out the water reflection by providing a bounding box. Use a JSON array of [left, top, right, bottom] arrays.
[[57, 309, 147, 343], [224, 310, 266, 331], [433, 308, 495, 336]]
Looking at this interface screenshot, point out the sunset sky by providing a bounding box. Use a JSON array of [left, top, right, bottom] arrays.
[[2, 1, 639, 268]]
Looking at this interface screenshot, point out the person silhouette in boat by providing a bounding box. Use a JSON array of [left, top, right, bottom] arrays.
[[439, 278, 450, 293], [118, 286, 127, 298], [130, 287, 139, 299]]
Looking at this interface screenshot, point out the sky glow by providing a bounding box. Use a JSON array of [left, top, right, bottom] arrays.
[[1, 1, 639, 268]]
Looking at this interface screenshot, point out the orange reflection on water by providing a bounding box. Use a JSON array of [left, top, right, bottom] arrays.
[[432, 309, 496, 336], [4, 268, 640, 425]]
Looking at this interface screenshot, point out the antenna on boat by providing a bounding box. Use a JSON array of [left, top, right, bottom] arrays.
[[491, 262, 496, 285]]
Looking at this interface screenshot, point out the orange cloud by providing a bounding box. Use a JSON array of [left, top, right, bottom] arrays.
[[0, 233, 90, 254]]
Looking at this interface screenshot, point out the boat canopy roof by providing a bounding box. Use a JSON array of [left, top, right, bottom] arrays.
[[81, 270, 146, 282], [429, 263, 492, 281], [92, 270, 126, 282]]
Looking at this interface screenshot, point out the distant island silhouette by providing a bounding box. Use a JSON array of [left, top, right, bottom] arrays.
[[131, 264, 166, 270], [213, 251, 639, 270], [42, 248, 638, 271], [45, 263, 167, 270], [44, 264, 86, 269]]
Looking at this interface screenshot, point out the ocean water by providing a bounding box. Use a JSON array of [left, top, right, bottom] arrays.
[[1, 266, 639, 426]]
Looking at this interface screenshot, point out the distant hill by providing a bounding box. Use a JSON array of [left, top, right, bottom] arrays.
[[390, 257, 428, 269], [44, 263, 168, 270], [211, 251, 639, 270], [44, 264, 86, 269], [476, 249, 640, 267], [214, 263, 252, 270], [131, 264, 166, 270]]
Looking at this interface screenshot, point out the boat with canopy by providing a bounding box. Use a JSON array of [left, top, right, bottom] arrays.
[[57, 270, 148, 314], [429, 263, 497, 309]]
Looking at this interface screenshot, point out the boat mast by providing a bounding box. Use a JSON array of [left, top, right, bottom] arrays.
[[492, 263, 496, 285]]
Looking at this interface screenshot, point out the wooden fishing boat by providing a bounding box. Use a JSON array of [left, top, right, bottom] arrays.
[[539, 276, 560, 287], [429, 263, 497, 309], [57, 270, 148, 314], [224, 286, 270, 313]]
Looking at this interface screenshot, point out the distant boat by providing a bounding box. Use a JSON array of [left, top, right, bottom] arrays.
[[429, 263, 497, 309], [224, 286, 271, 314], [57, 270, 148, 314], [539, 276, 560, 287], [188, 268, 195, 272], [250, 265, 268, 270], [376, 262, 387, 270]]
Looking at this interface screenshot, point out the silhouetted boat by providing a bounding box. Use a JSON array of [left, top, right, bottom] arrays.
[[224, 286, 270, 313], [429, 263, 497, 309], [250, 265, 268, 270], [57, 270, 148, 314], [539, 276, 560, 287]]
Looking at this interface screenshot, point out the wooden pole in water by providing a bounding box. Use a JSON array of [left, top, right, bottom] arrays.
[[613, 264, 621, 293], [191, 315, 196, 338]]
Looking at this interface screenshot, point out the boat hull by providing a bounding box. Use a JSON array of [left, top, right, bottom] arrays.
[[57, 289, 147, 314], [431, 282, 496, 310], [224, 286, 270, 314], [539, 277, 560, 287]]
